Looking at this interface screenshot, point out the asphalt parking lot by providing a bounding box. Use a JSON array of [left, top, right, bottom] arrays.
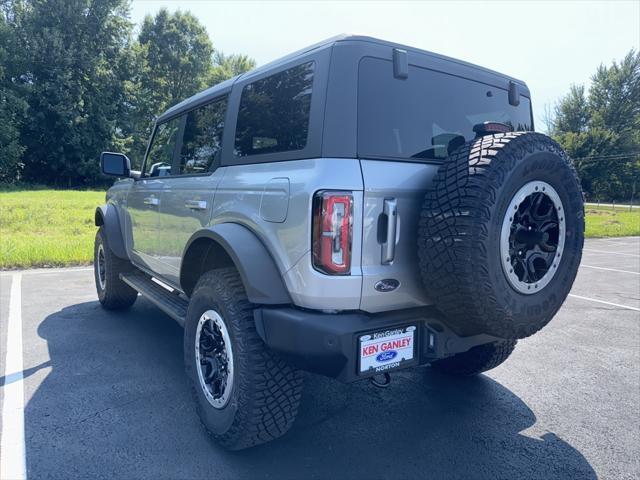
[[1, 237, 639, 480]]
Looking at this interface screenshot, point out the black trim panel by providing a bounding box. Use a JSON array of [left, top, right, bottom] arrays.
[[180, 223, 291, 305], [95, 204, 128, 260]]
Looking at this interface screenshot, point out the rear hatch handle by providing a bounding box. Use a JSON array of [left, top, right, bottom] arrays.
[[382, 198, 398, 264]]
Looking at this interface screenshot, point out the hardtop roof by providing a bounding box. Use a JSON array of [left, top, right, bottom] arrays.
[[156, 34, 527, 124]]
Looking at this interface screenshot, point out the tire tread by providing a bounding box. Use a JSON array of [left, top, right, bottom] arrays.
[[431, 340, 518, 376], [187, 268, 304, 450], [418, 132, 584, 338], [94, 228, 138, 309]]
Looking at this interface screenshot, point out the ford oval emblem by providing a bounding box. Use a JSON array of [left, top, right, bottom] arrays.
[[374, 279, 400, 292], [376, 351, 398, 362]]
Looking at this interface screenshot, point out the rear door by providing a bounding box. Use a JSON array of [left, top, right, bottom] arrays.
[[357, 57, 533, 312], [154, 96, 228, 286], [359, 159, 437, 312]]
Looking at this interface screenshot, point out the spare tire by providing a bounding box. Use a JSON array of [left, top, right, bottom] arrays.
[[418, 132, 584, 339]]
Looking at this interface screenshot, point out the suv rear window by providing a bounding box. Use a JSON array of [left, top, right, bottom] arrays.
[[234, 62, 314, 157], [358, 58, 533, 160]]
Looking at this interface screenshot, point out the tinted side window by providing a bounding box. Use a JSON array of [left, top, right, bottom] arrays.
[[235, 62, 314, 157], [179, 97, 227, 174], [145, 116, 181, 177], [358, 58, 533, 160]]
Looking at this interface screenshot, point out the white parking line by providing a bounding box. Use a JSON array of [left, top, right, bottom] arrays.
[[568, 293, 640, 312], [0, 266, 93, 277], [596, 236, 640, 240], [0, 273, 27, 480], [580, 264, 640, 275], [583, 249, 640, 258], [592, 239, 639, 247]]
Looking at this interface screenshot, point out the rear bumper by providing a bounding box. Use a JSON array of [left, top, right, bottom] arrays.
[[253, 306, 499, 383]]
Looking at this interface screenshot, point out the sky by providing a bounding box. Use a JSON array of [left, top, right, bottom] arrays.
[[130, 0, 640, 131]]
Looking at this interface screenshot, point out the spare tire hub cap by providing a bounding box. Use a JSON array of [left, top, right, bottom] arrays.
[[500, 181, 565, 294], [195, 310, 234, 409]]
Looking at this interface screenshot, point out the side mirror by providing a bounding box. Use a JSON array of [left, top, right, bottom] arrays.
[[100, 152, 131, 177]]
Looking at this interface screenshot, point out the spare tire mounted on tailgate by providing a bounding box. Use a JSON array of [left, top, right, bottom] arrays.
[[418, 132, 584, 339]]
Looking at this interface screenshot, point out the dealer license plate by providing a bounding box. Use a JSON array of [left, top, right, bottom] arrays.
[[359, 325, 416, 374]]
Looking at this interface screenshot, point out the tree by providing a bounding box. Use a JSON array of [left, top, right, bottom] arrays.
[[11, 0, 132, 187], [553, 85, 589, 134], [0, 4, 27, 182], [589, 50, 640, 134], [1, 2, 256, 185], [123, 9, 214, 166], [551, 50, 640, 201], [121, 12, 256, 167], [209, 50, 256, 86], [138, 9, 213, 106]]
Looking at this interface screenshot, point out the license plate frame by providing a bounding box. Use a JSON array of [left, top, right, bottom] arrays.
[[358, 325, 417, 375]]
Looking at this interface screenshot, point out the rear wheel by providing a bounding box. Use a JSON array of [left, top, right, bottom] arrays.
[[430, 340, 517, 376], [184, 268, 304, 450], [94, 227, 138, 309], [418, 132, 584, 339]]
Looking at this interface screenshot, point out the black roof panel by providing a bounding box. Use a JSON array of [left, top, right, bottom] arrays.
[[155, 34, 527, 124]]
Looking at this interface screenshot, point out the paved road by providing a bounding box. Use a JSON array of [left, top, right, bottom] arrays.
[[1, 238, 639, 479]]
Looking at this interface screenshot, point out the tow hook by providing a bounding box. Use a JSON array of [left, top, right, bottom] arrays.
[[370, 372, 392, 388]]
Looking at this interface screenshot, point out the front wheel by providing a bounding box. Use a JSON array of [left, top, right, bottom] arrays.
[[184, 268, 304, 450], [94, 227, 138, 309]]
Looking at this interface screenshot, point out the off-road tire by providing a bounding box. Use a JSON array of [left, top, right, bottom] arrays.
[[418, 132, 584, 339], [184, 268, 304, 450], [94, 227, 138, 309], [430, 340, 517, 376]]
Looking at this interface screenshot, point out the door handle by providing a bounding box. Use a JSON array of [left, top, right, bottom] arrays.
[[185, 200, 207, 210], [381, 198, 398, 264], [143, 196, 159, 206]]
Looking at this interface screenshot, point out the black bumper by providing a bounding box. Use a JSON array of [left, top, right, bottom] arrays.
[[253, 306, 499, 383]]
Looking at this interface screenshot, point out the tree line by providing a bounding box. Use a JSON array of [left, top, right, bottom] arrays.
[[0, 0, 255, 187], [1, 1, 638, 200], [547, 50, 639, 202]]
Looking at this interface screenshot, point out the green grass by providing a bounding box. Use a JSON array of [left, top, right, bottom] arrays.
[[1, 190, 638, 269], [0, 190, 105, 269], [585, 207, 640, 238]]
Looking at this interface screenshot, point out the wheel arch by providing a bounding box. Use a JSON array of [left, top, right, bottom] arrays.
[[95, 204, 129, 260], [180, 223, 291, 305]]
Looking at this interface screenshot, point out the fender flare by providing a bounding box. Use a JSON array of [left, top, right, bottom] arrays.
[[180, 224, 291, 305], [95, 204, 129, 260]]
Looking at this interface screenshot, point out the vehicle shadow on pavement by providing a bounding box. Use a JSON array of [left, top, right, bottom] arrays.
[[26, 299, 596, 480]]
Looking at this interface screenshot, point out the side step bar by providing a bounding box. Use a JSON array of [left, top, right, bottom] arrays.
[[120, 273, 188, 327]]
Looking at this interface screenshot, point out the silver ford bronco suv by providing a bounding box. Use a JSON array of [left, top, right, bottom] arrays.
[[95, 35, 584, 450]]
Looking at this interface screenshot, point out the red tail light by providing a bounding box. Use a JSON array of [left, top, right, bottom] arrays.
[[312, 191, 353, 275]]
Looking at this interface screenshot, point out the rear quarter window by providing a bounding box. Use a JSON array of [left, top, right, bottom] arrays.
[[358, 58, 533, 161], [234, 62, 315, 157]]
